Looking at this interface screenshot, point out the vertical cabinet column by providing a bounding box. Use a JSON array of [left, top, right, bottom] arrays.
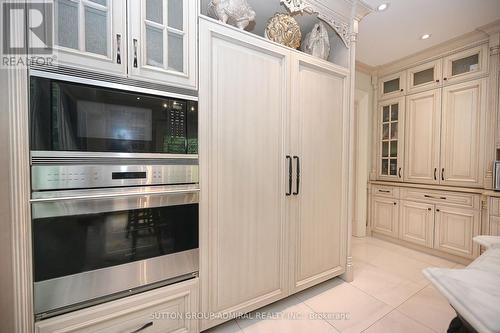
[[289, 55, 348, 293], [199, 19, 289, 330]]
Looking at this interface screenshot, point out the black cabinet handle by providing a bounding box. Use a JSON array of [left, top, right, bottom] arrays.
[[398, 167, 402, 179], [434, 168, 437, 181], [378, 190, 391, 193], [436, 209, 441, 212], [428, 208, 432, 211], [130, 322, 153, 333], [116, 34, 121, 64], [293, 156, 300, 196], [443, 77, 447, 81], [400, 88, 404, 92], [436, 79, 440, 83], [441, 168, 445, 181], [393, 202, 397, 205], [286, 156, 292, 196], [133, 39, 138, 68]]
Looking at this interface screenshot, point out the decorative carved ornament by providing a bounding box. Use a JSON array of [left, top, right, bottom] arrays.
[[280, 0, 352, 47]]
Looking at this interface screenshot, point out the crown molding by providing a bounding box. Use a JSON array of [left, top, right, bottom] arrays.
[[477, 19, 500, 35], [355, 60, 375, 75]]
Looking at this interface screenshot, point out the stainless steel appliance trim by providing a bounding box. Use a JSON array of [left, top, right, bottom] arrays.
[[31, 189, 199, 219], [34, 249, 199, 315], [29, 68, 198, 101], [495, 161, 500, 190]]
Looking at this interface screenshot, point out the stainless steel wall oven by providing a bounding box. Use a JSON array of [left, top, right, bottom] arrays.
[[29, 74, 199, 320]]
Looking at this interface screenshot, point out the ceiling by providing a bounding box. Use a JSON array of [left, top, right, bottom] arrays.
[[357, 0, 500, 67]]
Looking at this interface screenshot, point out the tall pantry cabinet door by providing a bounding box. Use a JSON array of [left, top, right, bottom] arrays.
[[440, 79, 486, 187], [289, 55, 348, 293], [404, 89, 442, 184], [199, 19, 289, 330]]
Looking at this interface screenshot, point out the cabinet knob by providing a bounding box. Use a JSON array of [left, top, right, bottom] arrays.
[[435, 79, 440, 83], [436, 209, 440, 212], [400, 89, 404, 92], [428, 208, 432, 211], [443, 77, 448, 81], [394, 202, 397, 205]]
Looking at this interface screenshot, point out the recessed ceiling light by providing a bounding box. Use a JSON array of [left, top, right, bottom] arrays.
[[377, 3, 389, 11], [420, 34, 431, 40]]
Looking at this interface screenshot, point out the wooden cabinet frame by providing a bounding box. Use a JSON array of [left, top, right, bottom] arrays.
[[378, 71, 407, 100], [442, 44, 489, 85], [406, 59, 443, 94]]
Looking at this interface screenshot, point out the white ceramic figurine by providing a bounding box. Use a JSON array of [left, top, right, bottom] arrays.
[[301, 22, 331, 60], [207, 0, 256, 30]]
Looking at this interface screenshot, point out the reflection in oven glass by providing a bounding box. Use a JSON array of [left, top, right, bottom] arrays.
[[33, 204, 198, 282]]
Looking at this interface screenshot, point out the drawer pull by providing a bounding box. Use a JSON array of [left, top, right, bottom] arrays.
[[424, 194, 448, 200], [130, 322, 153, 333], [378, 190, 391, 193]]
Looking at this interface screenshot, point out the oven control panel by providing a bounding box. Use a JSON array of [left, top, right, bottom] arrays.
[[31, 164, 199, 191]]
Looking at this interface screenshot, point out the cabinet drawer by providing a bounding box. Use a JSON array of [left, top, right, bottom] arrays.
[[400, 188, 479, 209], [372, 185, 399, 198], [489, 197, 500, 217], [35, 279, 199, 333]]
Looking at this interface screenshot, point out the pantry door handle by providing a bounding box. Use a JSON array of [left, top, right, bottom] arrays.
[[293, 156, 300, 196], [133, 39, 138, 68], [398, 167, 402, 179], [441, 168, 445, 181], [286, 156, 292, 196], [130, 322, 153, 333], [434, 168, 437, 181], [116, 34, 121, 64]]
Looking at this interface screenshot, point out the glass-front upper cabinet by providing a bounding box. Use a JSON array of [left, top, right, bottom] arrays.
[[378, 97, 405, 181], [378, 71, 406, 100], [407, 59, 442, 94], [53, 0, 127, 75], [442, 44, 489, 85], [129, 0, 197, 90]]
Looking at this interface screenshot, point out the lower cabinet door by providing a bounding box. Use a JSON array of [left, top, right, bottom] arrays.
[[35, 279, 199, 333], [371, 196, 399, 238], [434, 206, 479, 258], [490, 216, 500, 236], [400, 201, 434, 248]]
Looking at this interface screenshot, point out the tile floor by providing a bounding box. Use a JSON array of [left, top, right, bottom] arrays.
[[204, 236, 463, 333]]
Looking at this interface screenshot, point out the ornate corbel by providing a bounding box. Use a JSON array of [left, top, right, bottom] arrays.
[[281, 0, 352, 48]]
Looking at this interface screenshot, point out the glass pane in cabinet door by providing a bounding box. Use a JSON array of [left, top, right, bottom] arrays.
[[168, 0, 184, 30], [389, 159, 397, 176], [383, 78, 400, 94], [413, 68, 434, 86], [390, 122, 398, 139], [382, 106, 390, 122], [382, 159, 389, 175], [56, 0, 79, 49], [168, 32, 184, 72], [390, 104, 398, 121], [390, 141, 397, 157], [89, 0, 107, 6], [452, 54, 479, 76], [382, 142, 389, 157], [146, 26, 164, 67], [85, 6, 108, 56], [146, 0, 163, 24], [382, 124, 389, 140]]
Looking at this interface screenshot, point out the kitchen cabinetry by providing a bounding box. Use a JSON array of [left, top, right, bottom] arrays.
[[371, 196, 399, 238], [289, 54, 348, 293], [442, 44, 489, 85], [379, 71, 406, 100], [128, 0, 197, 89], [35, 278, 199, 333], [377, 97, 405, 181], [399, 200, 434, 248], [407, 59, 442, 94], [53, 0, 127, 75], [488, 197, 500, 236], [404, 89, 442, 184], [199, 18, 349, 330]]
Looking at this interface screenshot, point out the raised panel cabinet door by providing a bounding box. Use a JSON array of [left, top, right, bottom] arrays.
[[399, 201, 434, 248], [490, 216, 500, 236], [404, 89, 442, 184], [128, 0, 197, 89], [407, 59, 443, 94], [199, 19, 289, 330], [440, 79, 486, 187], [377, 97, 405, 181], [434, 206, 479, 259], [379, 71, 407, 100], [289, 55, 348, 293], [50, 0, 126, 75], [371, 196, 399, 238]]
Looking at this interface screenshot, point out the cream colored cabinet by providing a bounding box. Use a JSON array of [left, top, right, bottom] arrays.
[[129, 0, 197, 89], [407, 59, 443, 94], [442, 44, 489, 85], [404, 89, 442, 184], [371, 196, 399, 238], [440, 79, 486, 187], [434, 206, 479, 259], [35, 278, 199, 333], [199, 19, 289, 329], [379, 71, 406, 100], [490, 216, 500, 236], [400, 200, 434, 248], [289, 54, 348, 293], [52, 0, 127, 75], [377, 97, 405, 181]]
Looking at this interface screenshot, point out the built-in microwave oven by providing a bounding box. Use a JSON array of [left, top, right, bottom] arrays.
[[29, 76, 198, 155]]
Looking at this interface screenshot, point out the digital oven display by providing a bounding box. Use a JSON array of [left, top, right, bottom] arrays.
[[111, 172, 147, 180]]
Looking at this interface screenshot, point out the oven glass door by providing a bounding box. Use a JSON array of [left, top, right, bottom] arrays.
[[32, 188, 199, 315], [29, 76, 198, 154]]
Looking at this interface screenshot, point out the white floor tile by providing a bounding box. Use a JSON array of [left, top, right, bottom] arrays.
[[363, 310, 435, 333]]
